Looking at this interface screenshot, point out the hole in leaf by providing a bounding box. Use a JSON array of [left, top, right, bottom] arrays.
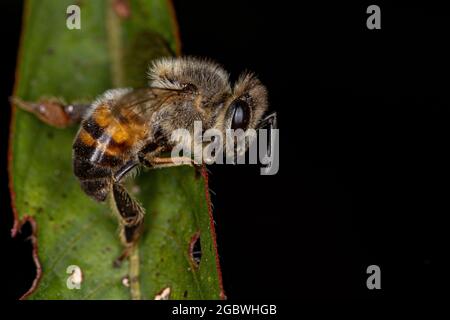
[[154, 287, 171, 300], [122, 276, 130, 287], [7, 220, 38, 299], [189, 231, 202, 268]]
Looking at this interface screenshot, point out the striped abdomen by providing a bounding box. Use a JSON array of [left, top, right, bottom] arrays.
[[73, 104, 146, 202]]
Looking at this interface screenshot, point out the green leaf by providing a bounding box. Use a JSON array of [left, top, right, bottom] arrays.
[[10, 0, 224, 300]]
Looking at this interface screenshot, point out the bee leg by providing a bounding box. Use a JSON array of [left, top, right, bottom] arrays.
[[259, 112, 278, 158], [114, 159, 139, 182], [111, 182, 145, 267], [139, 154, 197, 169], [10, 96, 89, 128], [258, 111, 278, 130], [139, 154, 203, 177], [114, 223, 144, 268], [112, 182, 144, 229]]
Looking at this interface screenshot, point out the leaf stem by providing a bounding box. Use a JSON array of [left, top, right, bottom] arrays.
[[106, 0, 125, 87], [129, 245, 141, 300], [106, 0, 141, 300]]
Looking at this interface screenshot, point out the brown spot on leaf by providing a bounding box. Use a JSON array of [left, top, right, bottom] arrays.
[[113, 0, 131, 19]]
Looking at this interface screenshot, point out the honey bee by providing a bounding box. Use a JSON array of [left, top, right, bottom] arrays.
[[13, 57, 276, 264]]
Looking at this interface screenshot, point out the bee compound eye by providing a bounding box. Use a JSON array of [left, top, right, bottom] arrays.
[[230, 99, 250, 130]]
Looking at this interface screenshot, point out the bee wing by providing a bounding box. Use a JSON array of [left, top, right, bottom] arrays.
[[111, 87, 182, 117]]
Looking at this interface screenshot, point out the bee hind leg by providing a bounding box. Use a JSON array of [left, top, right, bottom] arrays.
[[114, 223, 144, 268], [111, 182, 145, 267], [10, 96, 89, 128]]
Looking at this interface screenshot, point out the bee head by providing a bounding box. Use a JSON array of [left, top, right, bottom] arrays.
[[148, 57, 269, 160], [211, 73, 268, 160], [223, 73, 268, 132]]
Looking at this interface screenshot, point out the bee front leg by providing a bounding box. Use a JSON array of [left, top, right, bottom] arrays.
[[10, 96, 89, 128]]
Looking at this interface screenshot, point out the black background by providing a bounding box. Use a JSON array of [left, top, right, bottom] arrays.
[[2, 0, 449, 300]]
